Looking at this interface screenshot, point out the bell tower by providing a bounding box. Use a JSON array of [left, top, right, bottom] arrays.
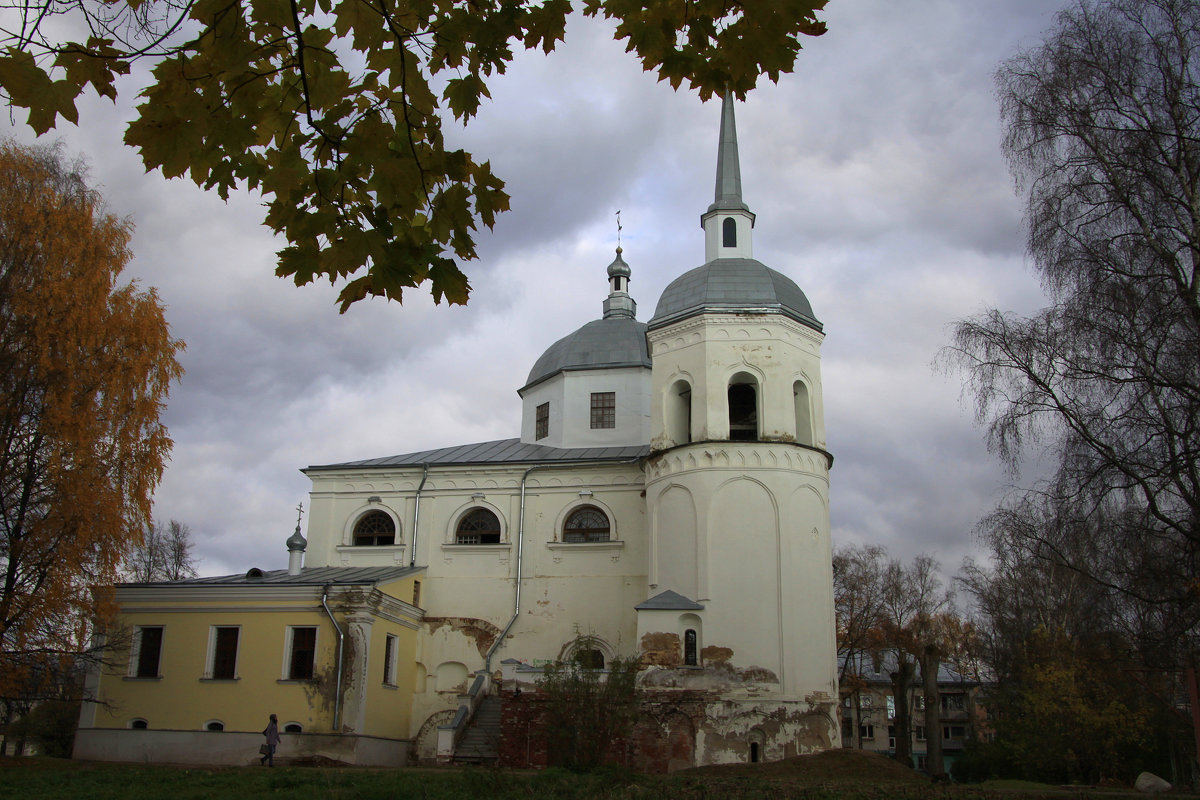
[[638, 95, 838, 761]]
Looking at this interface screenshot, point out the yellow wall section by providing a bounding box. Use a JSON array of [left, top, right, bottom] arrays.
[[94, 577, 421, 740]]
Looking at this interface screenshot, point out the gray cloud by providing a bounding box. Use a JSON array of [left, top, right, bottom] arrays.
[[0, 1, 1075, 582]]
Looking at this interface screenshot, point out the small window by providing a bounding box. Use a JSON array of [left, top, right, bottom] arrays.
[[205, 720, 224, 732], [886, 695, 895, 719], [354, 510, 396, 546], [535, 402, 549, 440], [383, 633, 398, 686], [284, 723, 303, 733], [209, 626, 240, 680], [456, 508, 501, 544], [916, 725, 926, 742], [412, 580, 421, 607], [943, 724, 966, 740], [684, 629, 698, 666], [888, 724, 896, 749], [562, 505, 610, 543], [859, 724, 874, 739], [722, 217, 737, 247], [590, 392, 616, 429], [288, 626, 317, 680], [129, 718, 149, 730], [132, 626, 164, 678]]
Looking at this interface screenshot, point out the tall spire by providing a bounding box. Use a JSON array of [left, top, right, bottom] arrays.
[[701, 94, 755, 262], [709, 94, 750, 213]]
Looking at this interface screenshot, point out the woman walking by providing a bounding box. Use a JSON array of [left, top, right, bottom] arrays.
[[260, 713, 280, 766]]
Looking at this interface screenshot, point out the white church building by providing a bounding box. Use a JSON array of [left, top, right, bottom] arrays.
[[301, 95, 839, 765], [75, 96, 838, 770]]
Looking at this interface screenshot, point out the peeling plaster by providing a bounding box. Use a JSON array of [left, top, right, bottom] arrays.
[[423, 617, 500, 659]]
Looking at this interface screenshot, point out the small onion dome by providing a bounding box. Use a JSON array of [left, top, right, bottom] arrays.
[[286, 524, 307, 552], [607, 247, 631, 279]]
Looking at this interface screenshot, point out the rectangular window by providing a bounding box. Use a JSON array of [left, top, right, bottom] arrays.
[[888, 725, 896, 749], [859, 724, 874, 740], [941, 693, 965, 713], [886, 695, 896, 719], [412, 580, 421, 607], [943, 724, 966, 740], [916, 725, 926, 742], [383, 634, 398, 686], [535, 402, 549, 440], [132, 626, 163, 678], [287, 626, 317, 680], [590, 392, 615, 429], [208, 626, 240, 680]]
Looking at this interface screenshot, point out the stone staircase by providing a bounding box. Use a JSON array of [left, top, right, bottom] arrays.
[[453, 694, 502, 764]]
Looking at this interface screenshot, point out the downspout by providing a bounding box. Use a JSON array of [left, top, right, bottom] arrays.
[[321, 585, 345, 731], [484, 456, 644, 673], [410, 463, 429, 567], [484, 463, 546, 673]]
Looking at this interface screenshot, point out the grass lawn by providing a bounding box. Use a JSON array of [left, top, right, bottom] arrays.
[[0, 751, 1191, 800]]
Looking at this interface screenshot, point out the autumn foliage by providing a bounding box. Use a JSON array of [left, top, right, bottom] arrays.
[[0, 140, 183, 703]]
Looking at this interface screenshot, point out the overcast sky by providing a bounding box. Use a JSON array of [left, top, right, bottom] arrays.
[[2, 1, 1069, 582]]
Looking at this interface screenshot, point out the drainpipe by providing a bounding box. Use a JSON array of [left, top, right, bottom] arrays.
[[321, 585, 346, 731], [410, 463, 429, 567], [484, 456, 644, 673], [484, 463, 545, 674]]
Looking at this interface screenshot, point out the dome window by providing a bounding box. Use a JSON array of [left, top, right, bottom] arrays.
[[722, 217, 737, 247], [590, 392, 615, 429]]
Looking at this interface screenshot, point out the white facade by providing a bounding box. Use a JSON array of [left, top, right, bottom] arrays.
[[301, 96, 839, 765]]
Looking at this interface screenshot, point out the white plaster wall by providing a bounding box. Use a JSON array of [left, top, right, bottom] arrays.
[[646, 444, 836, 702], [518, 367, 651, 448], [73, 729, 411, 766]]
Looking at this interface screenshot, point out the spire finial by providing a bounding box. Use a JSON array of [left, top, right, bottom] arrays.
[[709, 93, 750, 214], [616, 210, 623, 251]]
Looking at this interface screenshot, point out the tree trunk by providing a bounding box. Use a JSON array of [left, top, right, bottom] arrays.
[[920, 647, 943, 777], [890, 658, 915, 765]]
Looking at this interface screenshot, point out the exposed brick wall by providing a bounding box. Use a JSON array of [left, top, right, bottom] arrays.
[[496, 688, 717, 772]]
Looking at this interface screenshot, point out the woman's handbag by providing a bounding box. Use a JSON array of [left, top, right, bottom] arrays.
[[259, 744, 270, 755]]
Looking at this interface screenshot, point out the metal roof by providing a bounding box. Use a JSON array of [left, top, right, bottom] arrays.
[[648, 258, 822, 332], [119, 565, 423, 588], [635, 589, 705, 611], [521, 317, 650, 391], [307, 438, 649, 471]]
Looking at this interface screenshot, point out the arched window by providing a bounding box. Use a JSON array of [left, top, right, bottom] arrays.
[[793, 380, 813, 446], [205, 720, 224, 732], [574, 648, 605, 669], [284, 723, 303, 733], [129, 718, 148, 730], [456, 508, 501, 544], [667, 379, 692, 445], [684, 629, 698, 666], [562, 506, 610, 543], [354, 510, 396, 546], [723, 217, 737, 247], [728, 374, 759, 441]]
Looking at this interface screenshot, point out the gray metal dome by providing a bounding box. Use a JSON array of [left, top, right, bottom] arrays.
[[522, 317, 650, 391], [647, 258, 821, 331]]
